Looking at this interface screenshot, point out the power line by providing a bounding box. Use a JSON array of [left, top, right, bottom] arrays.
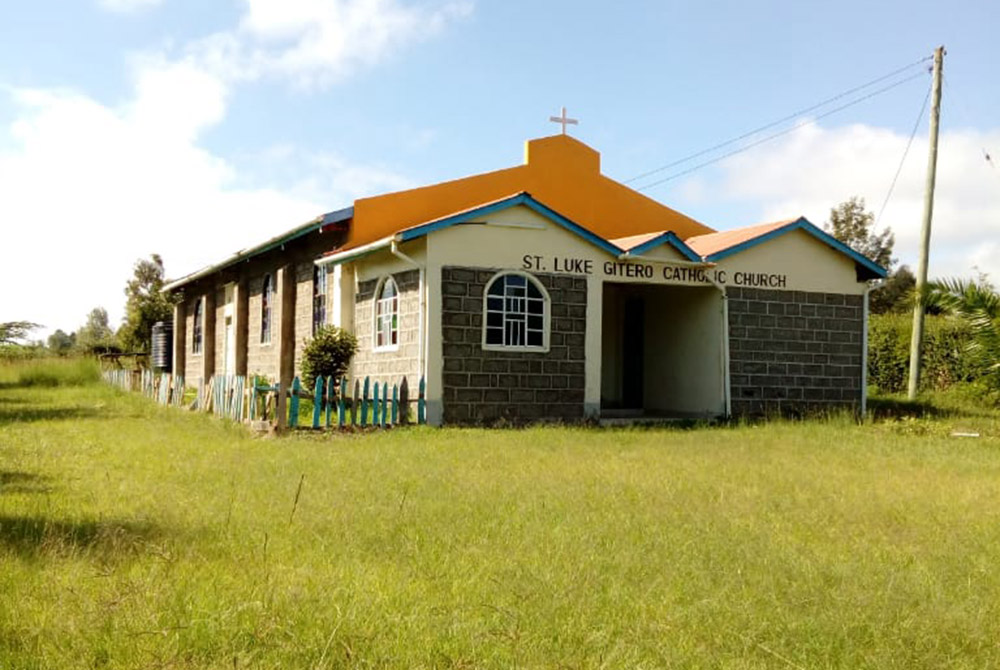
[[875, 80, 932, 226], [625, 55, 933, 185], [634, 70, 929, 192]]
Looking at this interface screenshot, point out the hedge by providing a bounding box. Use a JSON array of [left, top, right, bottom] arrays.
[[867, 314, 988, 393]]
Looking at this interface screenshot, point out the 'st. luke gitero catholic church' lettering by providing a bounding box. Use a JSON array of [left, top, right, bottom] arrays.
[[165, 122, 886, 425]]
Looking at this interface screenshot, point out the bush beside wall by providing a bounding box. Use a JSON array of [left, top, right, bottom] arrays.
[[868, 314, 987, 393]]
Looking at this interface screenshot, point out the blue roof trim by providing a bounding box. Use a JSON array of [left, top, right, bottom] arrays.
[[626, 231, 702, 262], [322, 206, 354, 225], [395, 192, 623, 256], [704, 217, 888, 279]]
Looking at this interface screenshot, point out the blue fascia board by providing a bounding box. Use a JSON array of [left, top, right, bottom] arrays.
[[626, 231, 702, 262], [704, 217, 888, 279], [395, 192, 623, 257], [322, 206, 354, 226]]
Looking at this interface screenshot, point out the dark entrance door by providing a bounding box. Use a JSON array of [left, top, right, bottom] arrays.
[[621, 296, 644, 409]]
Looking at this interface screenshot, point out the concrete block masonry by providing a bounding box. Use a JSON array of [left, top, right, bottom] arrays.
[[727, 287, 863, 415], [441, 267, 587, 424]]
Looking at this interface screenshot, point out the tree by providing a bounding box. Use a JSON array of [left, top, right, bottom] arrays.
[[118, 254, 175, 353], [77, 307, 118, 354], [47, 329, 76, 354], [301, 326, 358, 393], [0, 321, 42, 345], [869, 265, 915, 315], [927, 277, 1000, 391], [824, 196, 895, 270]]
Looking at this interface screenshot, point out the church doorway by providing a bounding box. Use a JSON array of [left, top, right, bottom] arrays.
[[600, 282, 726, 419]]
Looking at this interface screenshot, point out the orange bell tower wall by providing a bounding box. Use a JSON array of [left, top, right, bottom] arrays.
[[344, 134, 714, 251]]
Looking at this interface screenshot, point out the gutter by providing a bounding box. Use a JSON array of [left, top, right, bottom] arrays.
[[315, 236, 396, 268]]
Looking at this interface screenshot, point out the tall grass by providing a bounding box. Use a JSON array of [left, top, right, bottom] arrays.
[[1, 382, 999, 667], [0, 357, 101, 388]]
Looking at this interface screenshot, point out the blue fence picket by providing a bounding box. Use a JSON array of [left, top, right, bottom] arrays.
[[391, 384, 398, 425], [353, 379, 360, 426], [418, 376, 426, 425], [289, 377, 301, 428], [361, 377, 369, 427], [339, 378, 347, 428], [312, 377, 323, 428], [373, 382, 381, 426], [381, 382, 388, 428], [325, 375, 334, 428]]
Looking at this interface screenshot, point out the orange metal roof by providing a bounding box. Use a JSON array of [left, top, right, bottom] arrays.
[[685, 218, 799, 257], [339, 134, 714, 253]]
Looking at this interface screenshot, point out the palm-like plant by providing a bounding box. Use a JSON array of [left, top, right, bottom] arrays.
[[926, 278, 1000, 389]]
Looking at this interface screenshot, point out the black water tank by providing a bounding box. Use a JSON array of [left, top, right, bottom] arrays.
[[151, 321, 173, 372]]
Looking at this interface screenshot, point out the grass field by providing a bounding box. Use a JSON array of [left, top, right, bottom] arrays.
[[2, 360, 1000, 668]]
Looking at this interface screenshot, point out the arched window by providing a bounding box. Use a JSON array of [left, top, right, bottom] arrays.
[[483, 272, 548, 350], [192, 297, 203, 354], [313, 265, 327, 334], [260, 274, 273, 344], [374, 276, 398, 349]]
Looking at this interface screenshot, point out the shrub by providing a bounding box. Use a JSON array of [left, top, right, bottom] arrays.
[[301, 326, 357, 393], [867, 314, 989, 393]]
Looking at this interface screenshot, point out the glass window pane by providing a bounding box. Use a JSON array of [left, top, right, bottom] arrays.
[[486, 327, 502, 344], [528, 315, 542, 330], [527, 331, 543, 347]]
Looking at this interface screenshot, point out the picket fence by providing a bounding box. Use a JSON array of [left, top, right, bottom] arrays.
[[102, 368, 426, 429]]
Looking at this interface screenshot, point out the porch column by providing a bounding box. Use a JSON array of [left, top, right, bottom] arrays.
[[275, 264, 296, 430], [172, 300, 186, 378], [584, 275, 602, 419], [202, 290, 216, 382], [234, 278, 249, 377]]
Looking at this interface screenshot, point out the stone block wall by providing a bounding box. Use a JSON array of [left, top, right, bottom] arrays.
[[351, 270, 421, 391], [441, 267, 587, 425], [294, 261, 316, 373], [213, 285, 228, 376], [246, 270, 279, 382], [727, 287, 863, 415]]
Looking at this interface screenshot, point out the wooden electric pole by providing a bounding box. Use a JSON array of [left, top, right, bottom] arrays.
[[907, 45, 945, 400]]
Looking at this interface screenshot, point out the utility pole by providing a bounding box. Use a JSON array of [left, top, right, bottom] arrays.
[[907, 45, 945, 400]]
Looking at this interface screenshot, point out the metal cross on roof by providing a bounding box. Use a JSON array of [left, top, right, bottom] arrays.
[[549, 106, 578, 135]]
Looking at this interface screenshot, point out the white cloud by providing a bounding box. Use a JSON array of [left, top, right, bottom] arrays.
[[97, 0, 162, 13], [189, 0, 473, 88], [0, 0, 468, 335], [712, 122, 1000, 281]]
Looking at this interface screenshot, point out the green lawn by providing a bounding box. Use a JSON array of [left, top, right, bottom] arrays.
[[2, 361, 1000, 668]]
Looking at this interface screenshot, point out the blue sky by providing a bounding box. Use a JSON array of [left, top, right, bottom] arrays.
[[1, 0, 998, 335]]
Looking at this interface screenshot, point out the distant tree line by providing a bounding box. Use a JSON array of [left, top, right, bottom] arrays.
[[2, 254, 175, 360]]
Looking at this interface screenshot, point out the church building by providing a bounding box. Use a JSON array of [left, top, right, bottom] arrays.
[[164, 129, 886, 425]]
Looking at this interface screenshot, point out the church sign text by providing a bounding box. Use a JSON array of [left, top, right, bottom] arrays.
[[521, 254, 787, 287]]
